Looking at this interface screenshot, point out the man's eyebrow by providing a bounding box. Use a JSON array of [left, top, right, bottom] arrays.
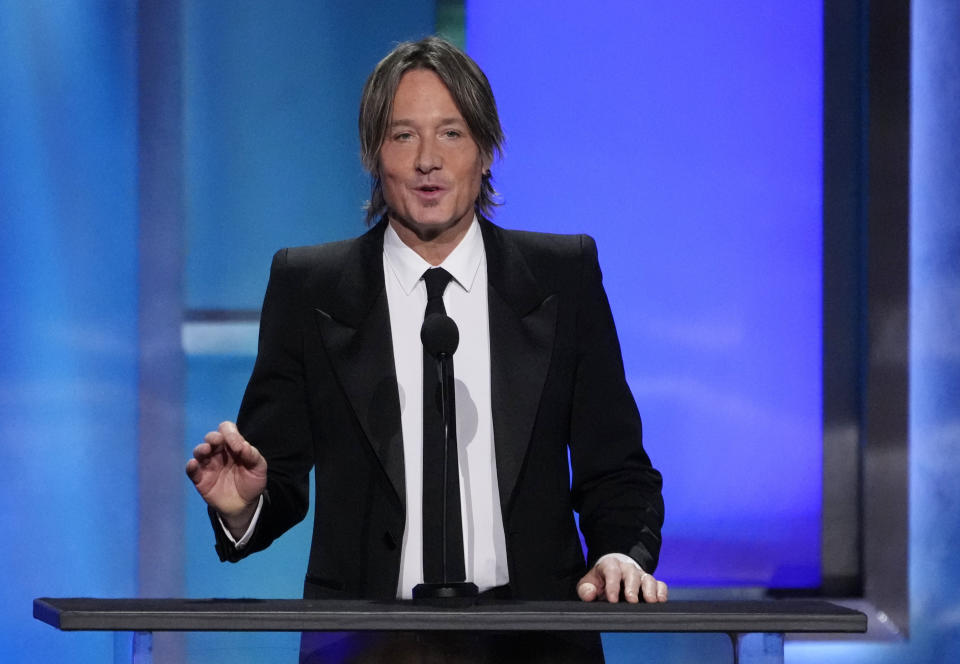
[[388, 117, 467, 128]]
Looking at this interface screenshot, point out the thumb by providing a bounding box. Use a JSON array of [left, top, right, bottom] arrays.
[[577, 566, 603, 601]]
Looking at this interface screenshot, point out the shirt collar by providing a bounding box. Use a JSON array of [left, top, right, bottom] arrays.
[[383, 216, 484, 295]]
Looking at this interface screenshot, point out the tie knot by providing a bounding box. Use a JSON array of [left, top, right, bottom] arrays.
[[423, 267, 453, 300]]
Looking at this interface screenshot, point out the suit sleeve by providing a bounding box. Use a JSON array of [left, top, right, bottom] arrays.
[[567, 235, 664, 573], [209, 248, 315, 562]]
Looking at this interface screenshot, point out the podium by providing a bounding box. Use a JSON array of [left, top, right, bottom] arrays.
[[34, 597, 866, 664]]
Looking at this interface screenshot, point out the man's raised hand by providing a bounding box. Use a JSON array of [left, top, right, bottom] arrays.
[[186, 421, 267, 537]]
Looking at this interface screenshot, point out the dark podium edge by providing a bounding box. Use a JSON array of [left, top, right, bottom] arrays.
[[33, 598, 867, 635]]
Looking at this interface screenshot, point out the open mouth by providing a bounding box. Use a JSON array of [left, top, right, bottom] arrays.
[[413, 185, 446, 202]]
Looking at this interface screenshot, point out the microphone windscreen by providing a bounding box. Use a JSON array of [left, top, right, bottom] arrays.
[[421, 313, 459, 356]]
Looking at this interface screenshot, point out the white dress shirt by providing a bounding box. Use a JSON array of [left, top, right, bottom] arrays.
[[382, 218, 509, 598]]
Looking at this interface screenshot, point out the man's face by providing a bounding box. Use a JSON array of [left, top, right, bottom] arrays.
[[379, 69, 488, 241]]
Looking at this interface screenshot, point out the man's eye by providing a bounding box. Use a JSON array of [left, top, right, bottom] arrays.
[[394, 132, 413, 141], [443, 130, 462, 138]]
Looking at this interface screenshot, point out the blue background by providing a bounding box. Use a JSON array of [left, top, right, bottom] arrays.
[[467, 0, 823, 589], [1, 1, 958, 662], [0, 1, 139, 660]]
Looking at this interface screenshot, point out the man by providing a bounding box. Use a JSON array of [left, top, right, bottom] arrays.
[[187, 35, 665, 644]]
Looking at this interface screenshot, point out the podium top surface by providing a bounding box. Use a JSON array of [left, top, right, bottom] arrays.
[[34, 598, 867, 634]]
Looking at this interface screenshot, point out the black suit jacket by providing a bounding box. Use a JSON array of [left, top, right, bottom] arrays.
[[211, 218, 664, 600]]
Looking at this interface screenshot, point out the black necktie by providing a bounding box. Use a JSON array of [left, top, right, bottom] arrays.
[[421, 267, 466, 583]]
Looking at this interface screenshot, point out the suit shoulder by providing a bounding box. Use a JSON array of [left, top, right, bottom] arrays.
[[278, 237, 355, 272], [269, 231, 372, 284], [264, 224, 385, 315], [497, 227, 599, 279], [500, 228, 594, 256]]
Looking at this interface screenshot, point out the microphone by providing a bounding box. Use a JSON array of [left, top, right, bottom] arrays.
[[421, 313, 459, 357], [414, 312, 477, 601]]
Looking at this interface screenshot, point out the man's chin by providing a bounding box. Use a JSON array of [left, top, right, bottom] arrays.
[[388, 212, 471, 242]]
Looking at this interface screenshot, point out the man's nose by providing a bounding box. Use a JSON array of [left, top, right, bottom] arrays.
[[415, 137, 441, 173]]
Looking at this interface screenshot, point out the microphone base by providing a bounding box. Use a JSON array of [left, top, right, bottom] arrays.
[[412, 582, 479, 601]]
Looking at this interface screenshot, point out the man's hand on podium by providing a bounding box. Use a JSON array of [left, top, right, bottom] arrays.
[[577, 556, 668, 604], [186, 421, 267, 539]]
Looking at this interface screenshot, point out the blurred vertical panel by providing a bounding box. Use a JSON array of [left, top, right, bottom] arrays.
[[861, 0, 911, 634], [821, 0, 867, 598], [0, 1, 139, 662], [137, 0, 186, 661], [791, 1, 960, 661], [909, 0, 960, 657]]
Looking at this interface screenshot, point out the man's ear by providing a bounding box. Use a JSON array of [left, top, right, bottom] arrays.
[[482, 154, 493, 176]]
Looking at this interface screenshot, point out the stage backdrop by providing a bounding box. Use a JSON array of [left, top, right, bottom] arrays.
[[9, 1, 960, 663]]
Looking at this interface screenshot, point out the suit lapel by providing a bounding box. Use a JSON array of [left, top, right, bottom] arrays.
[[481, 220, 558, 513], [313, 221, 406, 506]]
